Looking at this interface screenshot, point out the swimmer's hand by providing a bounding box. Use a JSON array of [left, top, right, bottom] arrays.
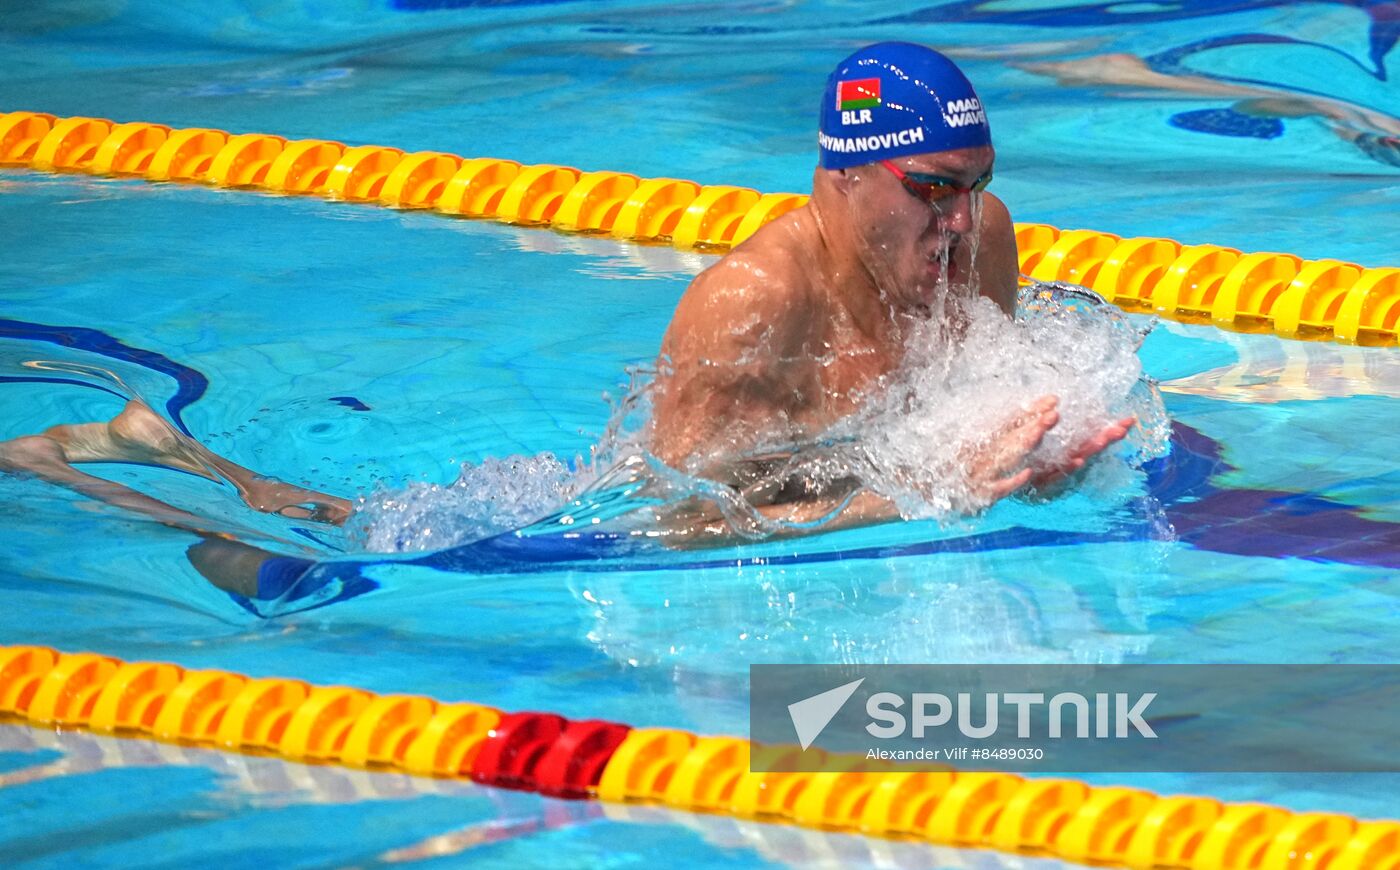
[[1027, 414, 1136, 490], [965, 395, 1062, 503]]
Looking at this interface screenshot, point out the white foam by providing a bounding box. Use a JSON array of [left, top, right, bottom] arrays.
[[838, 284, 1169, 519], [350, 452, 588, 553], [349, 283, 1168, 552]]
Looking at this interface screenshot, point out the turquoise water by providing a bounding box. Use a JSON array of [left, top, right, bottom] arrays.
[[2, 1, 1399, 866]]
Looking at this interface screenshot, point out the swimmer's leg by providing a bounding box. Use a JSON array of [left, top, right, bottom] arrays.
[[185, 536, 317, 601], [0, 432, 217, 530], [0, 401, 358, 610], [13, 399, 351, 525], [0, 433, 293, 602], [186, 537, 376, 616]]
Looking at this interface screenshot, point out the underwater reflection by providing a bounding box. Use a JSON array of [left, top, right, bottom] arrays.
[[567, 539, 1162, 679]]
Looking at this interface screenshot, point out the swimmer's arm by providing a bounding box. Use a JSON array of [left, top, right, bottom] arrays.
[[654, 490, 901, 547], [655, 399, 1064, 547]]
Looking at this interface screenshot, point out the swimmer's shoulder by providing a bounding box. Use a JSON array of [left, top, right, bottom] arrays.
[[731, 200, 814, 268], [703, 205, 817, 314], [667, 237, 817, 357], [977, 192, 1019, 315], [982, 191, 1013, 235]]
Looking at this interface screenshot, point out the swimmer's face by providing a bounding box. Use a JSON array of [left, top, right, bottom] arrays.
[[841, 145, 995, 307]]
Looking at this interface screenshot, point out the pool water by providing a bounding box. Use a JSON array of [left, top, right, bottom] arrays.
[[2, 1, 1399, 866]]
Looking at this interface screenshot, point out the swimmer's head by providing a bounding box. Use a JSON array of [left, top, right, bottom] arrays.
[[818, 42, 990, 170], [815, 44, 995, 310]]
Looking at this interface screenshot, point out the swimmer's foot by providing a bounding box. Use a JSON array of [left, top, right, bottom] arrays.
[[42, 400, 218, 478], [221, 475, 352, 525], [0, 432, 80, 479], [36, 399, 352, 526], [0, 432, 215, 530]]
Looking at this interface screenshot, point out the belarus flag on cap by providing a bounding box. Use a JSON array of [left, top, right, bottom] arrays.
[[836, 78, 881, 111]]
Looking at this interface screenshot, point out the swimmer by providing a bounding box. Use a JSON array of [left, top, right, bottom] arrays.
[[0, 43, 1133, 568], [649, 42, 1133, 540]]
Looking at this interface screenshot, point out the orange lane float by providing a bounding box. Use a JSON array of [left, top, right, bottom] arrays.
[[1, 644, 1397, 870], [263, 139, 345, 194], [378, 151, 462, 209], [0, 111, 57, 165], [90, 122, 172, 176], [496, 163, 580, 224], [610, 177, 701, 241], [207, 133, 287, 188], [553, 170, 641, 233], [2, 110, 1395, 346], [323, 144, 404, 202], [31, 116, 112, 172]]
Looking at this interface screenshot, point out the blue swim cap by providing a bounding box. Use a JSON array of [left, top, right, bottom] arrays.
[[818, 42, 991, 170]]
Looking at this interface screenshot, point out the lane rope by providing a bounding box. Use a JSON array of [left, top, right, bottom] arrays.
[[2, 110, 1397, 347], [2, 644, 1396, 869]]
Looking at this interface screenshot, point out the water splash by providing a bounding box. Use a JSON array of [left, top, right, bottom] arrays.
[[351, 452, 587, 553], [350, 281, 1169, 553], [841, 282, 1167, 518]]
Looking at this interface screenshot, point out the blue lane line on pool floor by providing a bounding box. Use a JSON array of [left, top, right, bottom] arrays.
[[244, 421, 1397, 617]]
